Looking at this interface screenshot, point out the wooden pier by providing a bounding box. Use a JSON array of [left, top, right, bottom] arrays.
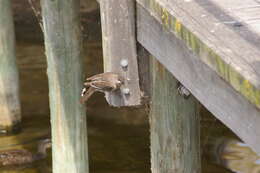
[[0, 0, 260, 172]]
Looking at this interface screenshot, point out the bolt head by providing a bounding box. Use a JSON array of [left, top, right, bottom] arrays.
[[120, 59, 128, 68], [178, 85, 191, 99], [122, 88, 130, 95]]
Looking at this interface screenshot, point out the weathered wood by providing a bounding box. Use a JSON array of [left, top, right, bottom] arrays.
[[209, 0, 260, 34], [137, 44, 150, 100], [206, 137, 260, 173], [40, 0, 88, 172], [137, 0, 260, 110], [137, 4, 260, 155], [0, 0, 21, 134], [150, 57, 200, 173], [100, 0, 142, 106]]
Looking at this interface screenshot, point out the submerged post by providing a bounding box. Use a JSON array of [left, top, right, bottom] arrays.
[[150, 57, 200, 173], [206, 137, 260, 173], [0, 0, 21, 134], [41, 0, 88, 172]]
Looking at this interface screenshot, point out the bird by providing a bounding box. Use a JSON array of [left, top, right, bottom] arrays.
[[80, 72, 124, 104], [0, 138, 51, 166]]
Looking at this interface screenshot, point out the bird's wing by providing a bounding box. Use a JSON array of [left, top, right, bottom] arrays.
[[86, 72, 116, 81], [89, 81, 115, 90]]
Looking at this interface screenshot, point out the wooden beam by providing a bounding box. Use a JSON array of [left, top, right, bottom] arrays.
[[100, 0, 142, 106], [137, 4, 260, 155], [150, 57, 200, 173], [40, 0, 88, 172], [0, 0, 21, 134], [137, 0, 260, 110]]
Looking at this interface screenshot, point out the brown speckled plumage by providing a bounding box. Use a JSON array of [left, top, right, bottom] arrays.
[[80, 72, 123, 103]]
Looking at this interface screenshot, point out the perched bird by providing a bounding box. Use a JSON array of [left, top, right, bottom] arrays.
[[0, 139, 51, 166], [80, 72, 123, 104]]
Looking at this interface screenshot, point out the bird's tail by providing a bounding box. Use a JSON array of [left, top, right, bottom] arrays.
[[80, 87, 97, 104]]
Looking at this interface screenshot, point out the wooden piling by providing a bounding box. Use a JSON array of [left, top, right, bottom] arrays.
[[206, 137, 260, 173], [150, 57, 201, 173], [40, 0, 88, 172], [0, 0, 21, 134]]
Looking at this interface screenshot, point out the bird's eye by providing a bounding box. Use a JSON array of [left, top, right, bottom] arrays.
[[81, 88, 87, 96]]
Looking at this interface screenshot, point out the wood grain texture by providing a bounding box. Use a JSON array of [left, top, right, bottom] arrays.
[[209, 0, 260, 34], [150, 57, 200, 173], [137, 4, 260, 155], [137, 0, 260, 110], [0, 0, 21, 134], [41, 0, 88, 172], [100, 0, 142, 106], [137, 44, 150, 100]]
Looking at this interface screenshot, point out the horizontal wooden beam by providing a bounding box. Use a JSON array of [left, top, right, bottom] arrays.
[[137, 0, 260, 110], [137, 4, 260, 155]]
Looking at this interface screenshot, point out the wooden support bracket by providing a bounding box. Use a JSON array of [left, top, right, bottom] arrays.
[[100, 0, 142, 107]]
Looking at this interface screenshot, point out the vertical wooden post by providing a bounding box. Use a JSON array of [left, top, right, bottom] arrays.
[[100, 0, 142, 106], [41, 0, 88, 172], [0, 0, 21, 134], [150, 57, 200, 173]]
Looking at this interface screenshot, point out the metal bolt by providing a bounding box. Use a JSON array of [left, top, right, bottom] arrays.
[[178, 85, 191, 99], [122, 88, 130, 95], [120, 59, 128, 69]]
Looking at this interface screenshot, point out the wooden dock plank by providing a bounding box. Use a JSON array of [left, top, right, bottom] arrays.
[[137, 0, 260, 110], [210, 0, 260, 34], [137, 4, 260, 155]]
